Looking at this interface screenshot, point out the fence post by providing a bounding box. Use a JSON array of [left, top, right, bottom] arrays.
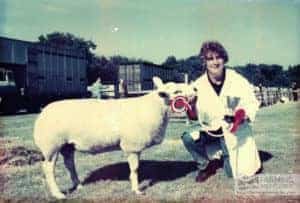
[[292, 82, 298, 101], [266, 88, 270, 106], [185, 73, 190, 126], [276, 87, 281, 103], [259, 84, 266, 107]]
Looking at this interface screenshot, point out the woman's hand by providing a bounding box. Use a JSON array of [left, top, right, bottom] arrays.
[[230, 108, 246, 133], [186, 97, 198, 120]]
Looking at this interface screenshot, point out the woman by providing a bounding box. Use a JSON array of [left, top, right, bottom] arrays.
[[182, 41, 261, 182]]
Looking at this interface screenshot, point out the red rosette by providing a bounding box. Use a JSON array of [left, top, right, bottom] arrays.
[[230, 108, 246, 133], [170, 96, 189, 113]]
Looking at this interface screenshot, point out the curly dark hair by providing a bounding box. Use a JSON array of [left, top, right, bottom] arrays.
[[199, 41, 229, 64]]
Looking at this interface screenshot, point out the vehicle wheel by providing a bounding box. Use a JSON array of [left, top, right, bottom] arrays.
[[0, 97, 17, 114], [25, 98, 41, 113], [27, 103, 41, 113]]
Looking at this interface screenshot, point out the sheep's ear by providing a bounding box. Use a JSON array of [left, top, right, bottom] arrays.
[[153, 76, 163, 89]]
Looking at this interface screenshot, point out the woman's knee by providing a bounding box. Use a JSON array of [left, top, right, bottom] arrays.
[[181, 131, 194, 144]]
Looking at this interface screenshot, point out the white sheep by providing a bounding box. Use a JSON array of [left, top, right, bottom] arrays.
[[33, 77, 197, 199]]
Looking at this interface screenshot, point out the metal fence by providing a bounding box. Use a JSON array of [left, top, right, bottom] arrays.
[[254, 87, 299, 107]]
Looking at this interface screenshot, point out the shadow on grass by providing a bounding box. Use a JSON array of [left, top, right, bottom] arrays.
[[258, 150, 273, 162], [256, 150, 273, 175], [83, 160, 198, 186], [82, 151, 273, 191]]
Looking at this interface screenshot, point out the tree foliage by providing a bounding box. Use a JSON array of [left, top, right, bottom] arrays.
[[234, 64, 290, 87], [162, 55, 204, 81], [287, 65, 300, 88], [38, 32, 96, 51], [162, 55, 299, 87]]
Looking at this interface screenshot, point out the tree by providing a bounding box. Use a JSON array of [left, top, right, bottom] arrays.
[[234, 63, 291, 87], [38, 32, 96, 61], [99, 61, 118, 83], [287, 65, 300, 88], [87, 56, 109, 85], [184, 56, 204, 81], [162, 56, 177, 67], [109, 55, 131, 65]]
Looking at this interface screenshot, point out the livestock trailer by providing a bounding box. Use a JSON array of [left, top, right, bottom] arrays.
[[0, 36, 88, 113], [117, 63, 178, 97]]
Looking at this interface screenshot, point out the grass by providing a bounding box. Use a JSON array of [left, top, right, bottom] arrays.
[[0, 102, 299, 202]]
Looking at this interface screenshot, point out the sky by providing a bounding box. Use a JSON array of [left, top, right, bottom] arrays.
[[0, 0, 299, 68]]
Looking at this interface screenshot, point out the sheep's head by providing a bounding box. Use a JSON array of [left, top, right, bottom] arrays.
[[152, 77, 198, 108]]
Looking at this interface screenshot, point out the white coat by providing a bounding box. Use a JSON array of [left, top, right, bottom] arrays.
[[193, 69, 261, 178]]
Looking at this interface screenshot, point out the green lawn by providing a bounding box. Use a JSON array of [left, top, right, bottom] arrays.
[[0, 102, 299, 201]]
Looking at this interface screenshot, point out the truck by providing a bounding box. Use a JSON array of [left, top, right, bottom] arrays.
[[0, 36, 88, 114]]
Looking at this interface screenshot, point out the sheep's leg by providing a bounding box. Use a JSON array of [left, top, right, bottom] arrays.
[[127, 152, 143, 194], [42, 152, 66, 199], [60, 144, 82, 191]]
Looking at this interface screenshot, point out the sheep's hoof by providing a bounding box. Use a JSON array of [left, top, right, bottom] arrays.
[[53, 191, 66, 199], [76, 184, 83, 190], [134, 190, 145, 195], [67, 183, 83, 194]]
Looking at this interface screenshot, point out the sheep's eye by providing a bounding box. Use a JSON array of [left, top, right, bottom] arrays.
[[174, 90, 182, 94]]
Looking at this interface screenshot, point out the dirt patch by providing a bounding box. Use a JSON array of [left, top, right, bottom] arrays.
[[0, 146, 44, 167]]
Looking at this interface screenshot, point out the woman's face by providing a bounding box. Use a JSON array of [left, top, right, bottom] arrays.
[[205, 51, 224, 78]]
